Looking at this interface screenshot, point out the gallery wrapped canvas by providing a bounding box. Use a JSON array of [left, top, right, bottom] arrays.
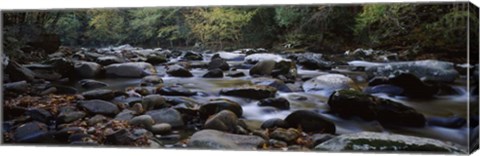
[[1, 1, 479, 155]]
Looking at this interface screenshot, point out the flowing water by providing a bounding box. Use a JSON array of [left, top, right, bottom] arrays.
[[71, 54, 474, 148]]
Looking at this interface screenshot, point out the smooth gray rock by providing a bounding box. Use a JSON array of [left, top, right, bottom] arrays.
[[188, 130, 265, 149], [146, 108, 184, 128], [78, 100, 120, 116], [105, 62, 156, 78]]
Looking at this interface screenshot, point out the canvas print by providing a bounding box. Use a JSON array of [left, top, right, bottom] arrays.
[[1, 2, 479, 154]]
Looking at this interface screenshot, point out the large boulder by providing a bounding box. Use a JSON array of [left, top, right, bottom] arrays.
[[74, 61, 102, 78], [145, 108, 184, 128], [220, 85, 277, 100], [183, 51, 203, 61], [328, 90, 426, 127], [105, 62, 156, 78], [303, 74, 355, 96], [188, 130, 265, 149], [284, 110, 336, 134], [5, 60, 36, 82], [314, 132, 465, 153], [249, 60, 276, 76], [365, 60, 459, 83]]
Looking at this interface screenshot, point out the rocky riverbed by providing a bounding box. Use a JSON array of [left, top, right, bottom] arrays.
[[2, 45, 478, 154]]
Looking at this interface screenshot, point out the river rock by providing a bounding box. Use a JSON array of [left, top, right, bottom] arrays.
[[220, 85, 277, 100], [57, 111, 86, 124], [376, 99, 426, 127], [312, 133, 335, 146], [140, 75, 163, 86], [142, 94, 168, 111], [128, 115, 155, 128], [183, 51, 203, 60], [249, 60, 276, 76], [105, 129, 135, 145], [269, 128, 301, 143], [386, 73, 438, 98], [252, 78, 293, 92], [74, 61, 102, 78], [146, 55, 168, 65], [114, 109, 136, 121], [5, 60, 36, 82], [105, 62, 156, 78], [157, 86, 197, 96], [204, 110, 239, 133], [166, 65, 193, 77], [314, 132, 465, 153], [203, 68, 224, 78], [261, 118, 289, 129], [81, 89, 115, 100], [284, 110, 335, 134], [96, 56, 124, 66], [4, 81, 29, 93], [79, 79, 108, 89], [14, 121, 49, 143], [208, 56, 230, 71], [199, 99, 243, 119], [245, 53, 284, 64], [48, 58, 76, 78], [289, 53, 333, 70], [78, 100, 120, 116], [146, 108, 184, 128], [25, 108, 52, 123], [150, 123, 172, 134], [257, 97, 290, 110], [365, 60, 459, 83], [188, 129, 266, 149], [87, 114, 106, 126], [427, 117, 467, 128], [303, 74, 355, 96], [328, 90, 378, 120], [363, 84, 404, 95]]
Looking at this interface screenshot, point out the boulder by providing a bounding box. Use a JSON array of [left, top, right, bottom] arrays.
[[327, 90, 378, 120], [261, 118, 289, 129], [220, 85, 277, 100], [4, 81, 29, 93], [303, 74, 355, 96], [166, 65, 193, 77], [141, 94, 168, 111], [284, 110, 336, 134], [78, 100, 120, 116], [366, 60, 459, 83], [96, 56, 124, 66], [5, 60, 36, 82], [14, 121, 50, 143], [204, 110, 239, 133], [183, 51, 203, 60], [140, 75, 163, 86], [199, 99, 243, 119], [146, 55, 168, 65], [249, 60, 276, 76], [269, 128, 301, 143], [105, 62, 156, 78], [128, 115, 155, 128], [314, 132, 465, 153], [157, 86, 197, 96], [150, 123, 172, 134], [74, 61, 102, 78], [188, 130, 265, 149], [57, 111, 86, 124], [146, 108, 184, 128], [208, 56, 230, 71], [216, 52, 245, 61], [203, 69, 224, 78]]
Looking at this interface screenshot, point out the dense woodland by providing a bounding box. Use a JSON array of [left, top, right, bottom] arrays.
[[2, 3, 479, 62]]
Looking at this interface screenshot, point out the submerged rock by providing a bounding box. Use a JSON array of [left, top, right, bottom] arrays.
[[188, 129, 265, 149], [314, 132, 465, 153]]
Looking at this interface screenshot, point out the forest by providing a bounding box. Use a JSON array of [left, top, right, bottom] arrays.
[[1, 2, 479, 153], [3, 3, 478, 63]]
